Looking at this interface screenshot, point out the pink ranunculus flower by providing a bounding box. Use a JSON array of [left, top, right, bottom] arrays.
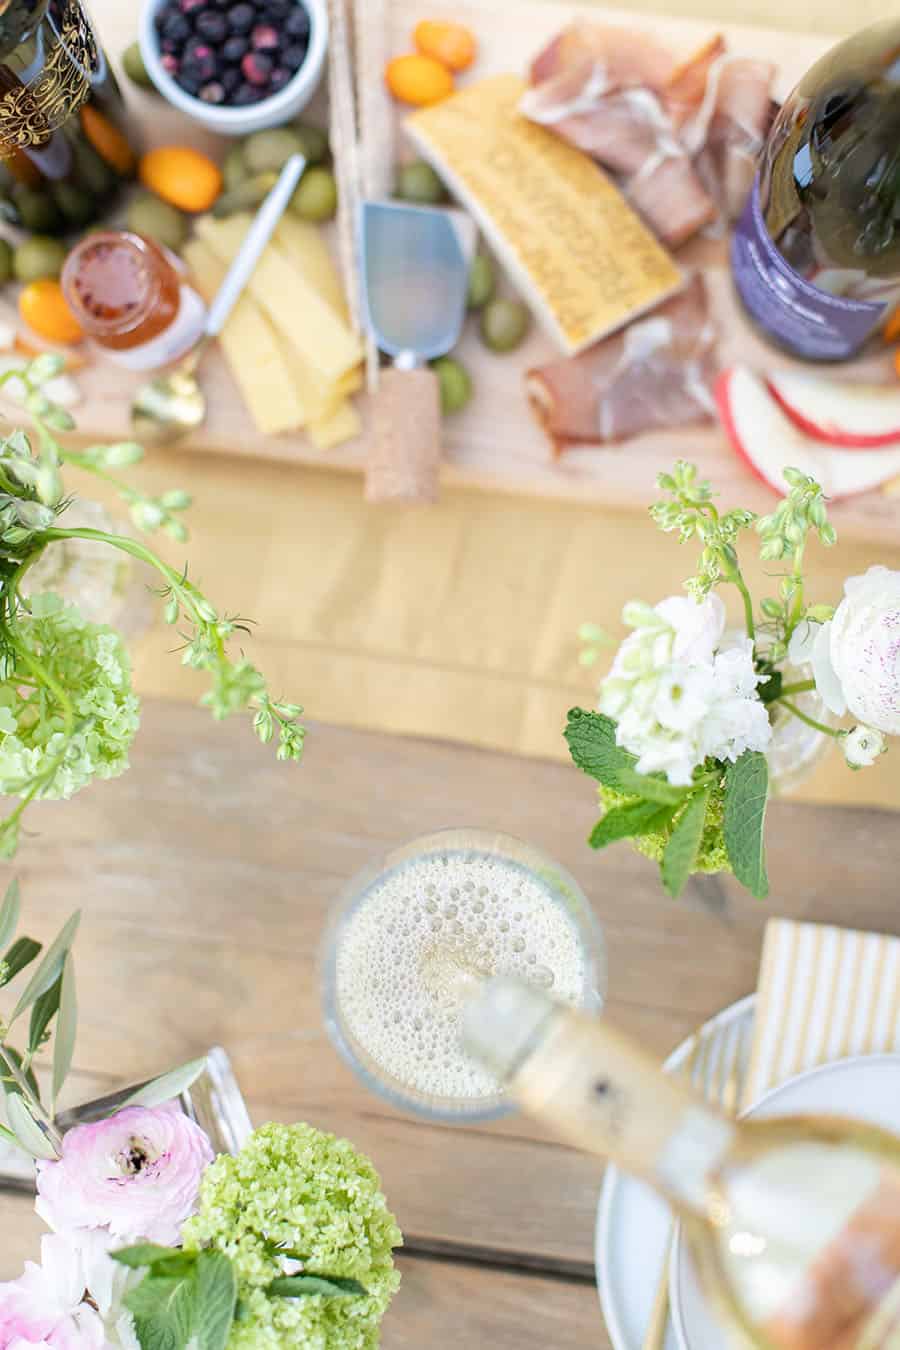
[[35, 1104, 214, 1245], [0, 1235, 109, 1350]]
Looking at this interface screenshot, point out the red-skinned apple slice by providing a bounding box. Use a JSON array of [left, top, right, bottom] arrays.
[[768, 370, 900, 447], [716, 366, 900, 498]]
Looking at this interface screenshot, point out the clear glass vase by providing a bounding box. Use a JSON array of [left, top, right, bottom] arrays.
[[21, 499, 153, 641], [766, 679, 834, 795]]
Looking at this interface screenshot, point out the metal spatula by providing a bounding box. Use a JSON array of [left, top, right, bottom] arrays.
[[360, 201, 475, 503]]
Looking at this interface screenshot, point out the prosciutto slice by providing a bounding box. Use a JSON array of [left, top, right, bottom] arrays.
[[526, 274, 717, 455], [522, 24, 777, 246]]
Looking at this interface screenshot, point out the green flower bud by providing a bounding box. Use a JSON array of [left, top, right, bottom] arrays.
[[164, 519, 188, 543], [622, 601, 660, 630], [25, 391, 50, 417], [761, 598, 782, 619], [101, 441, 144, 468], [759, 537, 785, 562], [781, 466, 809, 489], [34, 463, 62, 507], [27, 353, 65, 384], [161, 489, 192, 511], [806, 603, 835, 623], [820, 522, 837, 546], [42, 407, 75, 433], [165, 597, 179, 625]]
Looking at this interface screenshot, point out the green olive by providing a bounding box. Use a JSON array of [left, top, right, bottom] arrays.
[[467, 252, 495, 310], [222, 142, 248, 192], [122, 40, 153, 89], [243, 127, 305, 175], [127, 192, 188, 251], [432, 356, 473, 416], [12, 235, 67, 283], [480, 297, 531, 353], [72, 140, 115, 197], [0, 238, 13, 285], [290, 166, 337, 223], [12, 187, 62, 234], [213, 172, 278, 218], [395, 159, 445, 205], [52, 182, 96, 227], [293, 121, 329, 165]]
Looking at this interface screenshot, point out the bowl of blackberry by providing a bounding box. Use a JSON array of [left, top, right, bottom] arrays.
[[139, 0, 328, 133]]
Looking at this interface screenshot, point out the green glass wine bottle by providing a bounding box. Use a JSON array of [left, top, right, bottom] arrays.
[[0, 0, 136, 233]]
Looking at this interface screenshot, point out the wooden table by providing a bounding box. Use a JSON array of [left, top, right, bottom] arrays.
[[1, 703, 898, 1345]]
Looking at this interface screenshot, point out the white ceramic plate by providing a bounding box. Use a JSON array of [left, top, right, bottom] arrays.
[[595, 995, 756, 1350], [671, 1053, 900, 1350]]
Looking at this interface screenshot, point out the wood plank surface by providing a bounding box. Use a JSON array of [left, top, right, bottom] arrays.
[[12, 0, 900, 546], [5, 702, 899, 1284]]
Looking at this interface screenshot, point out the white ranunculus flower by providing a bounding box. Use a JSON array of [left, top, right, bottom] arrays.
[[843, 725, 887, 769], [829, 566, 900, 735], [787, 618, 846, 717]]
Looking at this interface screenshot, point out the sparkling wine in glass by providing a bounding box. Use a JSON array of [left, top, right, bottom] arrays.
[[320, 829, 605, 1122]]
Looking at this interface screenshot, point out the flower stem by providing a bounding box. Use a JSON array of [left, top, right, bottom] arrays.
[[777, 680, 816, 698], [779, 698, 841, 739]]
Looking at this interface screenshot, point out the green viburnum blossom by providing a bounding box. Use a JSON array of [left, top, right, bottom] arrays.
[[182, 1122, 402, 1350], [597, 781, 731, 875], [0, 353, 305, 853]]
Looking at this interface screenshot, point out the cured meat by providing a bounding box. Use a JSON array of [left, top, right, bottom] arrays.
[[526, 274, 717, 455], [522, 24, 777, 244]]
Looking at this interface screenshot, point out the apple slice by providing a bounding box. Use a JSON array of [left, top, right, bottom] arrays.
[[716, 366, 900, 499], [768, 369, 900, 447]]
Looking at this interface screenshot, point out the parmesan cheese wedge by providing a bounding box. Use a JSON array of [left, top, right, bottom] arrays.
[[309, 399, 362, 449], [195, 215, 363, 383], [182, 240, 306, 435]]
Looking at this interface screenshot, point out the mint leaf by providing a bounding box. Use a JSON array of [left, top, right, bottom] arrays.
[[661, 789, 710, 899], [0, 937, 41, 988], [565, 710, 685, 805], [126, 1275, 195, 1350], [195, 1251, 236, 1350], [112, 1244, 192, 1271], [268, 1274, 367, 1298], [589, 800, 675, 849], [0, 879, 20, 953], [724, 752, 770, 899]]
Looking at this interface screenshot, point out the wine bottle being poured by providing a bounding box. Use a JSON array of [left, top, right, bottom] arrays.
[[732, 19, 900, 362], [463, 978, 900, 1350]]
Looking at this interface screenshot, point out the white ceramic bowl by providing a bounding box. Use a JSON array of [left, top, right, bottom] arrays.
[[139, 0, 328, 136]]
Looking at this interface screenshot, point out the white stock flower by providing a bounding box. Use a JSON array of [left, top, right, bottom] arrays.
[[843, 725, 887, 769], [599, 595, 769, 786], [829, 567, 900, 735]]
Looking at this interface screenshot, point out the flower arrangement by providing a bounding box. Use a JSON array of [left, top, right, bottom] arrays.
[[0, 883, 402, 1350], [0, 355, 306, 858], [568, 462, 896, 900]]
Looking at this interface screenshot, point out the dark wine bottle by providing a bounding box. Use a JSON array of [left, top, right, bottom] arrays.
[[732, 19, 900, 362], [0, 0, 136, 234]]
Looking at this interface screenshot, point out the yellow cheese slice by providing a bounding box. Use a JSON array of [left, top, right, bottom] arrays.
[[182, 240, 306, 435], [195, 215, 363, 383], [308, 399, 362, 449], [273, 216, 351, 321]]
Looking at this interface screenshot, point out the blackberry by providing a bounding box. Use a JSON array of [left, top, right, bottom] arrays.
[[227, 3, 255, 32], [195, 9, 228, 41], [282, 41, 307, 71], [222, 34, 248, 61]]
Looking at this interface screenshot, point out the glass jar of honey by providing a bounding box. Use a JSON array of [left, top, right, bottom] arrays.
[[61, 230, 206, 369]]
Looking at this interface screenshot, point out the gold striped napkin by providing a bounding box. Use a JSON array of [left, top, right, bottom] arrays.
[[742, 918, 900, 1110]]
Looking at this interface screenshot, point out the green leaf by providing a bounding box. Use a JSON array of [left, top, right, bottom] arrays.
[[564, 710, 686, 805], [9, 911, 80, 1026], [724, 752, 770, 900], [588, 800, 676, 850], [0, 1046, 40, 1100], [661, 789, 710, 899], [0, 937, 41, 988], [51, 953, 76, 1103], [0, 1119, 19, 1150], [117, 1057, 206, 1111], [126, 1275, 195, 1350], [112, 1244, 194, 1270], [28, 975, 61, 1054], [5, 1091, 58, 1160], [0, 879, 20, 953], [195, 1250, 237, 1350], [268, 1274, 368, 1298]]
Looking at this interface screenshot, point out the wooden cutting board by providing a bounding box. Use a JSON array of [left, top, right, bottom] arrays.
[[9, 0, 900, 545]]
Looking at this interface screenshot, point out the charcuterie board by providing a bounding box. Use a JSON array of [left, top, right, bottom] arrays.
[[9, 0, 900, 544]]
